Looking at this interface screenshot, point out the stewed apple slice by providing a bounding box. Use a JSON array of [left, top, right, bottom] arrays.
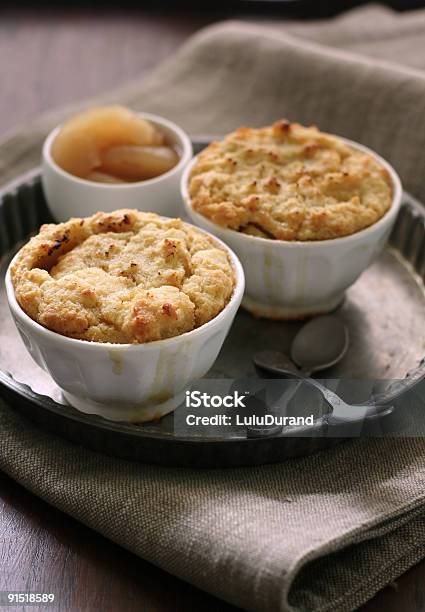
[[51, 130, 101, 178], [65, 106, 164, 148], [100, 145, 179, 181]]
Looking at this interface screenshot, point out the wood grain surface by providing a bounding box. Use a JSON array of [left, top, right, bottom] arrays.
[[0, 8, 214, 138], [0, 7, 424, 612]]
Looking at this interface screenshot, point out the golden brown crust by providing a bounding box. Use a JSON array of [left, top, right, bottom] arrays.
[[11, 209, 235, 343], [189, 121, 393, 241]]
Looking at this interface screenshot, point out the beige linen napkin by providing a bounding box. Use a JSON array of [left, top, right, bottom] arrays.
[[2, 5, 425, 611]]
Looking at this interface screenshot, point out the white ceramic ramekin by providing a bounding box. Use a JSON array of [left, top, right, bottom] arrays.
[[181, 138, 402, 319], [5, 232, 244, 423], [42, 112, 193, 222]]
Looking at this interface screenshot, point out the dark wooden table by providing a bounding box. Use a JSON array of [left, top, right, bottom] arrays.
[[1, 7, 424, 611]]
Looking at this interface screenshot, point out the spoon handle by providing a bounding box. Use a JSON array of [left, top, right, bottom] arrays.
[[254, 356, 395, 431], [256, 361, 349, 413], [286, 375, 394, 433]]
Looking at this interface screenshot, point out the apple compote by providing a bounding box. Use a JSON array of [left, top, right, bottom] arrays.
[[51, 106, 179, 183]]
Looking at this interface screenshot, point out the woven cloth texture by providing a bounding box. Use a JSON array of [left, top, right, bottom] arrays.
[[1, 5, 425, 611]]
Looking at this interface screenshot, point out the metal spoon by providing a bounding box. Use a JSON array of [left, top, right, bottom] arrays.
[[254, 315, 349, 378], [253, 316, 393, 434], [253, 315, 349, 426]]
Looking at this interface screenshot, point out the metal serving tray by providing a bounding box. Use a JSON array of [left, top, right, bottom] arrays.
[[0, 139, 424, 467]]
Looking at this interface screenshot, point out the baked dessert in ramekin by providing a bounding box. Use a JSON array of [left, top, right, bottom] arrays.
[[182, 121, 402, 319], [6, 209, 244, 422]]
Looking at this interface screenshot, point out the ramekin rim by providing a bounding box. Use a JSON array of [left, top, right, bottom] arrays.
[[43, 111, 193, 189], [181, 135, 403, 248], [5, 226, 245, 351]]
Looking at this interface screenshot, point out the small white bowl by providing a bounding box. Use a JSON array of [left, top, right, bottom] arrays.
[[42, 112, 193, 222], [6, 231, 244, 423], [181, 138, 402, 319]]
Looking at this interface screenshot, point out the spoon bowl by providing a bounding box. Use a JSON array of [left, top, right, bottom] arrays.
[[290, 315, 349, 375], [253, 315, 349, 379]]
